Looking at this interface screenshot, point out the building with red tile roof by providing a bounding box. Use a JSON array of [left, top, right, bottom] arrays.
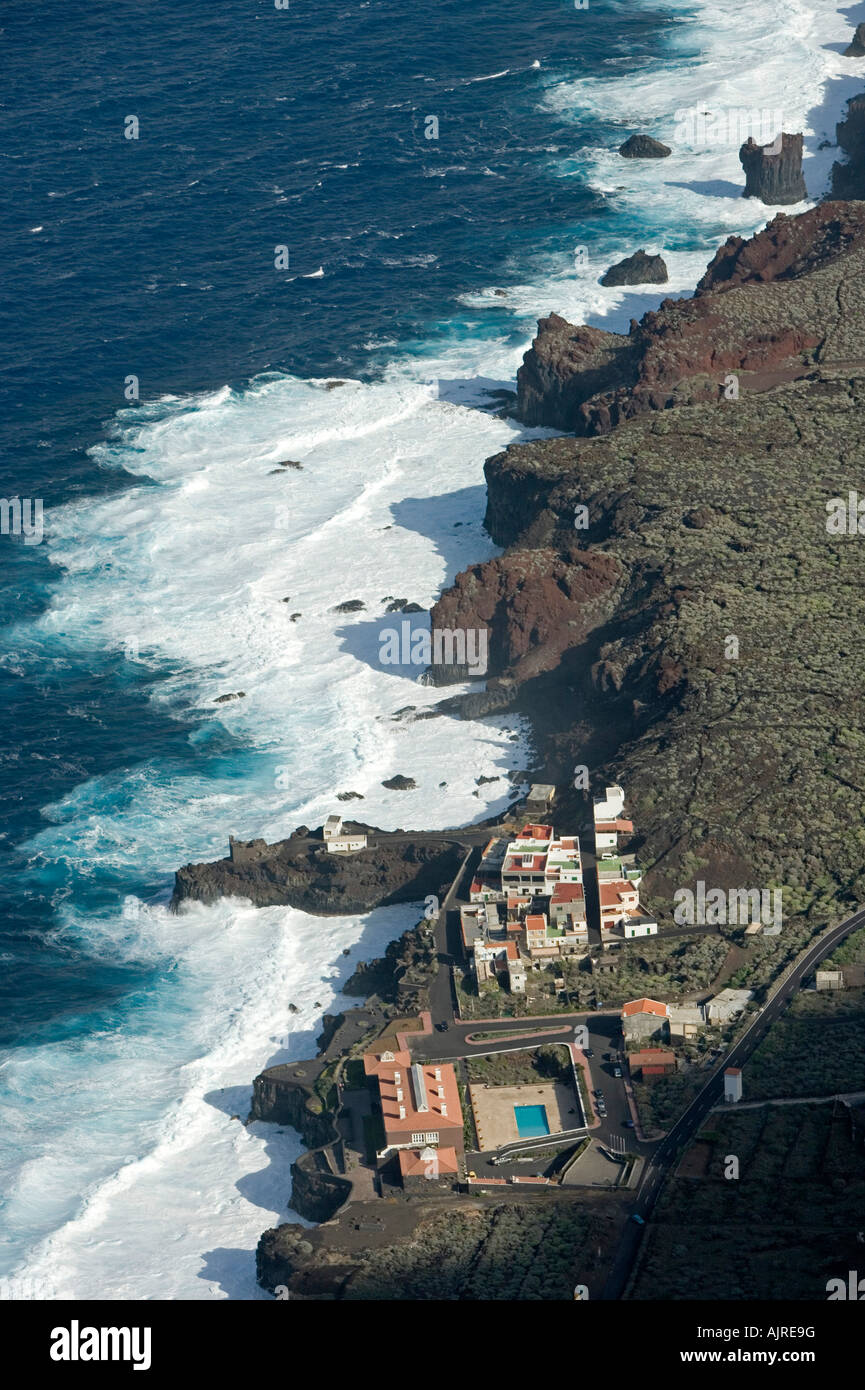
[[364, 1049, 464, 1154], [629, 1047, 676, 1078], [397, 1146, 459, 1185]]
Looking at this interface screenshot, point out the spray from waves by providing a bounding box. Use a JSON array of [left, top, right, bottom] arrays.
[[454, 0, 854, 326], [542, 0, 851, 236], [6, 896, 420, 1300], [5, 0, 857, 1300], [2, 348, 553, 1297]]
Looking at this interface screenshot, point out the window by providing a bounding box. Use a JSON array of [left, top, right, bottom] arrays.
[[411, 1131, 438, 1144]]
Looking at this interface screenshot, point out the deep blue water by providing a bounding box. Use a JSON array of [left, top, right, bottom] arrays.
[[0, 0, 689, 1044]]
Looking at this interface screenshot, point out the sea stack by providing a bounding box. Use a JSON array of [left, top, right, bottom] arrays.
[[739, 132, 807, 204], [832, 94, 865, 199], [844, 22, 865, 57], [618, 133, 672, 159], [600, 250, 668, 287]]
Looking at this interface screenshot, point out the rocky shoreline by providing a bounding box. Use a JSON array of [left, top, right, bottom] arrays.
[[172, 824, 467, 914], [171, 75, 865, 1296]]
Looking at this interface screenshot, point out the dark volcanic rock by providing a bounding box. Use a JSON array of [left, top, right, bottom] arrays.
[[516, 313, 637, 429], [336, 790, 364, 801], [739, 132, 807, 204], [436, 200, 865, 930], [381, 775, 416, 790], [213, 691, 246, 703], [600, 250, 668, 287], [172, 824, 462, 911], [832, 94, 865, 199], [618, 133, 671, 158], [332, 599, 365, 613], [844, 22, 865, 56]]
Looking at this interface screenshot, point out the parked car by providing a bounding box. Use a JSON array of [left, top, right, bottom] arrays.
[[584, 1047, 593, 1058], [613, 1066, 622, 1078], [630, 1213, 645, 1226], [623, 1119, 635, 1128], [436, 1021, 449, 1032]]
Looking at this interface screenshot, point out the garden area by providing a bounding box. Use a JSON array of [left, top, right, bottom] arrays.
[[631, 1070, 704, 1133], [465, 1044, 572, 1089], [743, 1002, 865, 1100]]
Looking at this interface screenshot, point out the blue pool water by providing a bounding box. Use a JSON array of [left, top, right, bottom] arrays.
[[515, 1104, 551, 1139]]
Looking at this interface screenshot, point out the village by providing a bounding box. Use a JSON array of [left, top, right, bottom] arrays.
[[257, 776, 865, 1304], [308, 782, 772, 1202]]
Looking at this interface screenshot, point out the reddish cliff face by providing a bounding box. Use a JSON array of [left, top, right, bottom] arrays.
[[695, 202, 865, 292], [516, 202, 865, 437], [428, 546, 621, 683]]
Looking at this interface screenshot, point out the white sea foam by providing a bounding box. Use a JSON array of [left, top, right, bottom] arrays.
[[5, 0, 861, 1301], [4, 362, 549, 1299]]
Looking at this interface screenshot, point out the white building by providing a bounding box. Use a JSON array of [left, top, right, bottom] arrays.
[[594, 816, 634, 855], [326, 832, 368, 853], [706, 988, 753, 1024], [622, 909, 658, 939], [501, 824, 554, 896], [507, 957, 527, 993], [593, 785, 625, 823], [543, 836, 582, 892], [323, 814, 368, 853], [724, 1068, 743, 1103]]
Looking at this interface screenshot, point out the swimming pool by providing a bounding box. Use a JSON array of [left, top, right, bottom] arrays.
[[514, 1104, 550, 1139]]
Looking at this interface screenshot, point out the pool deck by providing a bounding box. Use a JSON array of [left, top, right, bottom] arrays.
[[468, 1081, 577, 1153]]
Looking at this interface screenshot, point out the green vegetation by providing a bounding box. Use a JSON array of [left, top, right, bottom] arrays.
[[631, 1103, 865, 1300], [342, 1058, 366, 1090], [344, 1201, 607, 1300], [826, 924, 865, 968], [744, 1007, 865, 1099], [632, 1071, 703, 1132], [458, 1081, 479, 1152], [466, 1044, 571, 1089], [362, 1111, 385, 1163]]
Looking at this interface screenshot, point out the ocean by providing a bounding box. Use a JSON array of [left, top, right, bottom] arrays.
[[0, 0, 857, 1298]]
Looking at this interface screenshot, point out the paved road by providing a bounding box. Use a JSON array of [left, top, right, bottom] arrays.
[[406, 823, 865, 1299], [600, 903, 865, 1300]]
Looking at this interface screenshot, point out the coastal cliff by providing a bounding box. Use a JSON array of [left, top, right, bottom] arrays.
[[434, 200, 865, 921]]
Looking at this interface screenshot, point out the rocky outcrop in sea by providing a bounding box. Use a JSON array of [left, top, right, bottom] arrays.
[[618, 133, 671, 158], [171, 824, 465, 913], [739, 131, 807, 204], [600, 250, 668, 287]]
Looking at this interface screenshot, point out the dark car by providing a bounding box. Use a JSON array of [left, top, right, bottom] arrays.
[[584, 1047, 593, 1058], [436, 1021, 449, 1032]]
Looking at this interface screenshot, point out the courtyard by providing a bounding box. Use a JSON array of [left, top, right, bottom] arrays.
[[468, 1080, 578, 1152]]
